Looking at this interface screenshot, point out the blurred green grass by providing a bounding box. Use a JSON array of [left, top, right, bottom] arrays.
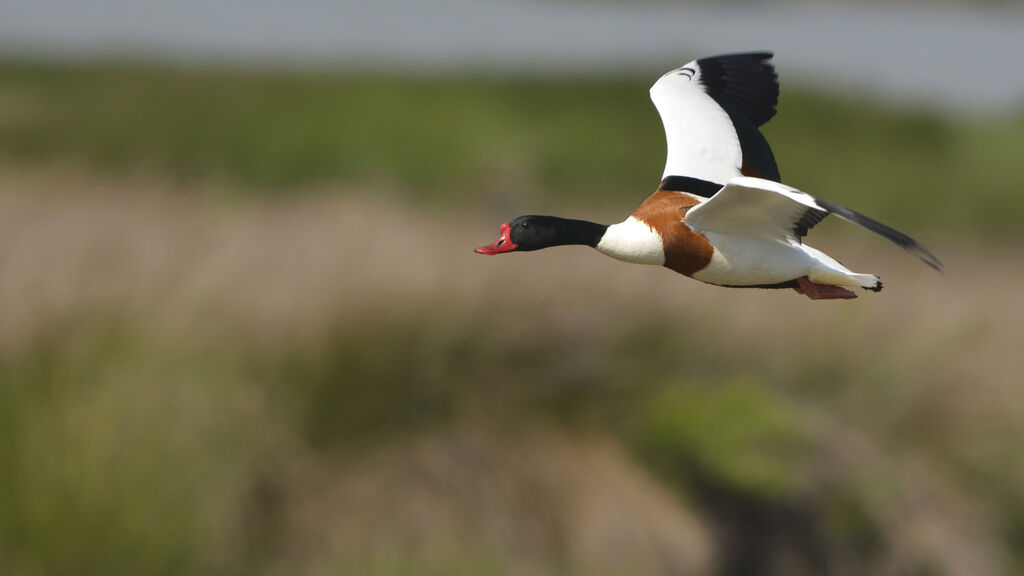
[[4, 292, 1018, 575], [1, 60, 1022, 234]]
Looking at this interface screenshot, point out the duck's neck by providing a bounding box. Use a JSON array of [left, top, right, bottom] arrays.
[[526, 216, 609, 249], [552, 217, 609, 248]]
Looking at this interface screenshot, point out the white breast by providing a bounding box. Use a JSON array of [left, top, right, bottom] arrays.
[[595, 216, 665, 265]]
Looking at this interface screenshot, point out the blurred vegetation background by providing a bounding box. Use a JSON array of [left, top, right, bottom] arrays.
[[2, 4, 1024, 575]]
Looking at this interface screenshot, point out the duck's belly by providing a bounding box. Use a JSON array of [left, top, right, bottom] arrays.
[[690, 232, 815, 286]]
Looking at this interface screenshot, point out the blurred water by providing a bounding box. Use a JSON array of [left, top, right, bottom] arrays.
[[1, 0, 1023, 113]]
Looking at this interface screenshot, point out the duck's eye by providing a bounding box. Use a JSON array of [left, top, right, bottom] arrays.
[[520, 222, 529, 229]]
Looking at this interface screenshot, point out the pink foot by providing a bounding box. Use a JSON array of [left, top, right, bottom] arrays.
[[794, 276, 857, 300]]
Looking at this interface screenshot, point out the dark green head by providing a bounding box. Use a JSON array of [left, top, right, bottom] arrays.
[[475, 215, 607, 254]]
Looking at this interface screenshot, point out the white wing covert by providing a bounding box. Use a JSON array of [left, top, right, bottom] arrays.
[[685, 177, 943, 271], [684, 177, 822, 243]]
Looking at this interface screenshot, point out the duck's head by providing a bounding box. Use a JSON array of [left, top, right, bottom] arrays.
[[475, 215, 584, 255]]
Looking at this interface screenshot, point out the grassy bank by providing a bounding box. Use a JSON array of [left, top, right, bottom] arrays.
[[1, 61, 1022, 235], [1, 175, 1023, 574]]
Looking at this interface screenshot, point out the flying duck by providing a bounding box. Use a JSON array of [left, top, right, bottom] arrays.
[[475, 52, 941, 299]]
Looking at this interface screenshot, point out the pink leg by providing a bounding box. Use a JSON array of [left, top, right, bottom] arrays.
[[794, 276, 857, 300]]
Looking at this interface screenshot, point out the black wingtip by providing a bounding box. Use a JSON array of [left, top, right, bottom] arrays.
[[885, 234, 943, 273], [695, 52, 779, 127], [920, 250, 944, 273], [815, 198, 943, 273]]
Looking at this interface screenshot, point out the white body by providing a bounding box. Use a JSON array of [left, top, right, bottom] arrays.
[[597, 219, 878, 289], [595, 179, 881, 290], [685, 177, 880, 288], [692, 233, 878, 288]]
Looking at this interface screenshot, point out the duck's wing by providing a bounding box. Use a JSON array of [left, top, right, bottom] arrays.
[[651, 52, 781, 190], [684, 177, 943, 271]]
